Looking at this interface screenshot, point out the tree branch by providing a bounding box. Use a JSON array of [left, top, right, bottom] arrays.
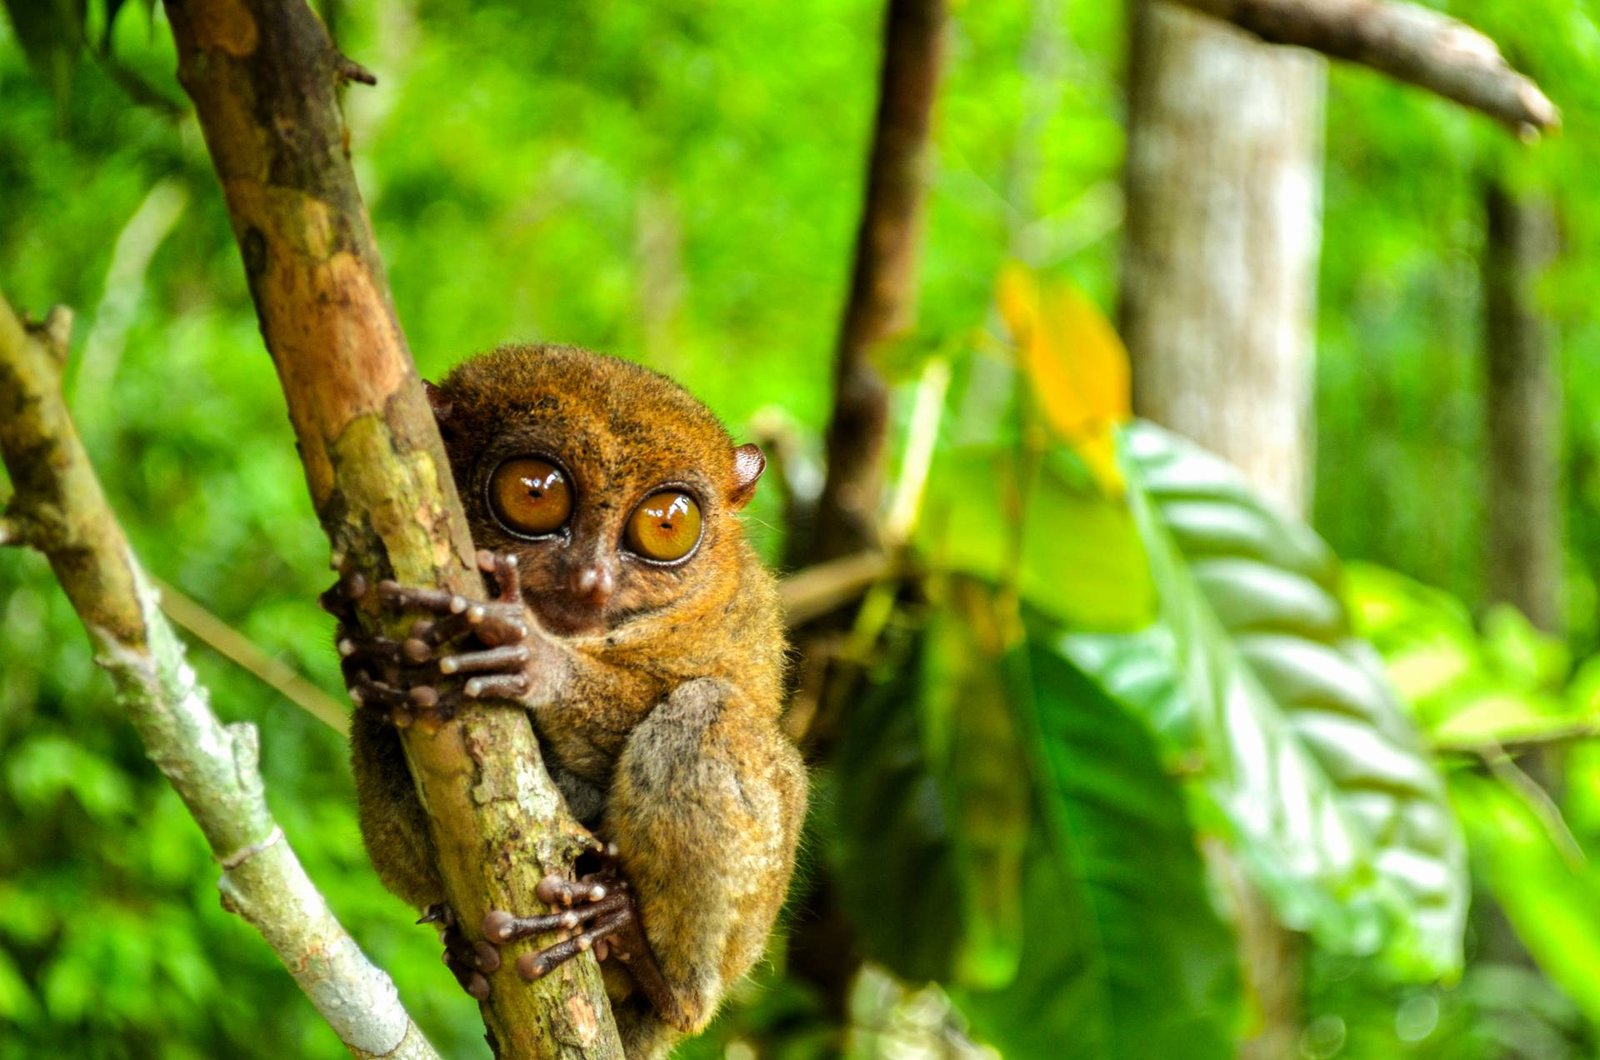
[[1433, 722, 1600, 759], [1171, 0, 1558, 135], [0, 290, 439, 1060], [811, 0, 947, 562], [779, 552, 894, 628], [158, 1, 622, 1055]]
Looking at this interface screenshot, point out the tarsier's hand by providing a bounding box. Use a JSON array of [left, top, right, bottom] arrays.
[[322, 550, 538, 726]]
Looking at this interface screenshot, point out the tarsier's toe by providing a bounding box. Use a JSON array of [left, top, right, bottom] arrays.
[[426, 903, 502, 1001], [483, 865, 644, 983]]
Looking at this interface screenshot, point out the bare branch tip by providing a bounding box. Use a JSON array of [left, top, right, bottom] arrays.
[[336, 56, 378, 87], [21, 305, 73, 364]]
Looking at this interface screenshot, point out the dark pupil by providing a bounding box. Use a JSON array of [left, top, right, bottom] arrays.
[[653, 496, 688, 530], [520, 471, 558, 503]]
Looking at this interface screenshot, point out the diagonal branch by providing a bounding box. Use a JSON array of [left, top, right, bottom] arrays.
[[1171, 0, 1558, 134], [0, 291, 439, 1060], [157, 1, 622, 1055]]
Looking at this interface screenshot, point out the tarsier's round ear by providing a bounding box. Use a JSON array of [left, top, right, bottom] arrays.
[[422, 380, 454, 425], [730, 443, 766, 510]]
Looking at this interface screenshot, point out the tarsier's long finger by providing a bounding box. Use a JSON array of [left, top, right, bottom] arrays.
[[348, 677, 409, 710], [387, 684, 470, 728], [464, 673, 531, 700], [377, 581, 472, 617], [440, 644, 531, 677], [478, 550, 523, 605], [464, 604, 528, 647], [516, 909, 632, 981], [338, 633, 406, 669], [440, 922, 502, 1001], [606, 916, 681, 1025], [534, 874, 617, 908], [318, 572, 369, 618], [482, 892, 630, 945]]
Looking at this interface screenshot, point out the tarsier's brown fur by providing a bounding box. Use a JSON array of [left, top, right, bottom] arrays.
[[349, 345, 807, 1057]]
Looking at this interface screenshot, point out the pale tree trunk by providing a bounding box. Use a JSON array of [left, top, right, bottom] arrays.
[[1120, 0, 1325, 517], [1119, 3, 1327, 1055], [1484, 181, 1562, 634]]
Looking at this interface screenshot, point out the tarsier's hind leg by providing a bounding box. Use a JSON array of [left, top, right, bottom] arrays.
[[603, 678, 807, 1038]]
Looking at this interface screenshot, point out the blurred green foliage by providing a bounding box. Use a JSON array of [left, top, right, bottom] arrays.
[[2, 0, 1599, 1058]]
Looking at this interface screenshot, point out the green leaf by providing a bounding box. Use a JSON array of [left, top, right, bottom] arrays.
[[1452, 772, 1600, 1025], [918, 581, 1031, 988], [1, 0, 86, 106], [830, 582, 1030, 988], [1081, 421, 1467, 977], [920, 443, 1154, 630], [957, 632, 1236, 1059], [831, 619, 968, 984], [833, 580, 1236, 1056], [1343, 562, 1593, 746]]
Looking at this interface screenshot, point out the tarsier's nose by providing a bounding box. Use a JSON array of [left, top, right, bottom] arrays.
[[568, 563, 616, 607]]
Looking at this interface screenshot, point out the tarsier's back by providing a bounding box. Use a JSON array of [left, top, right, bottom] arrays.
[[338, 344, 806, 1058]]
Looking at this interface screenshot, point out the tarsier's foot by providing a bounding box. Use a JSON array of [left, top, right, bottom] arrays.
[[419, 903, 502, 1001], [482, 842, 679, 1020], [322, 551, 533, 725]]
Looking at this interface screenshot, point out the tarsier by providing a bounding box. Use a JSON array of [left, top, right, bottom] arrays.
[[327, 345, 807, 1058]]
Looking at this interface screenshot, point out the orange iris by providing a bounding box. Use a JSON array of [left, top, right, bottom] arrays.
[[489, 457, 572, 536], [625, 491, 702, 561]]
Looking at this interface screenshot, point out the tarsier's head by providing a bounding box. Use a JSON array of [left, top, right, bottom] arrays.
[[428, 344, 764, 639]]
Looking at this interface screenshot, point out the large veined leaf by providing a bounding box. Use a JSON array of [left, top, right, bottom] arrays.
[[957, 628, 1236, 1059], [830, 582, 1033, 987], [832, 578, 1236, 1056], [1071, 422, 1467, 976]]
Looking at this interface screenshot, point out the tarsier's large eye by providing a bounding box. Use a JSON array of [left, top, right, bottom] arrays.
[[624, 490, 702, 562], [489, 457, 572, 537]]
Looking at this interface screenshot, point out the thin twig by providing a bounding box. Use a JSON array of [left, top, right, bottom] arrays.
[[1481, 743, 1586, 869], [1173, 0, 1558, 135], [882, 357, 950, 548], [0, 288, 438, 1059], [153, 576, 349, 734]]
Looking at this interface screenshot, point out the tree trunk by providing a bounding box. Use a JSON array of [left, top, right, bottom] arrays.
[[1119, 3, 1326, 1054], [1483, 181, 1562, 634], [1120, 0, 1325, 517], [811, 0, 947, 563]]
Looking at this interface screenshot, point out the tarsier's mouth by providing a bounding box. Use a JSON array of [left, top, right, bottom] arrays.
[[529, 594, 662, 641], [531, 598, 608, 638]]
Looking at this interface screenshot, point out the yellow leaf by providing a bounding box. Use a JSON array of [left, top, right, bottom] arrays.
[[996, 264, 1131, 495]]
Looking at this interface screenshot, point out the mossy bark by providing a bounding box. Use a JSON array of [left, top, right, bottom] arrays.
[[159, 1, 623, 1055]]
